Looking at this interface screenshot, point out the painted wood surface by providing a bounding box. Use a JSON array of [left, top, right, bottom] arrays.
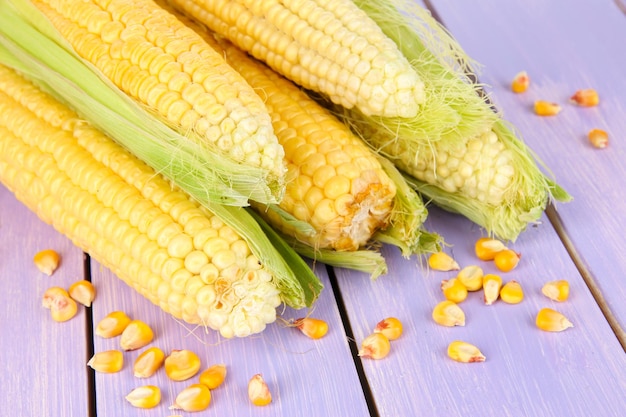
[[429, 0, 626, 339], [0, 185, 90, 417], [2, 0, 626, 416]]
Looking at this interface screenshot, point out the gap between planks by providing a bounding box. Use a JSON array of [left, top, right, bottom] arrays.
[[545, 204, 626, 351], [325, 264, 380, 417]]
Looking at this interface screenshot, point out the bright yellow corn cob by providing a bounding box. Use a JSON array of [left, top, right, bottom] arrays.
[[214, 37, 397, 251], [22, 0, 286, 198], [164, 0, 425, 118], [0, 64, 283, 338]]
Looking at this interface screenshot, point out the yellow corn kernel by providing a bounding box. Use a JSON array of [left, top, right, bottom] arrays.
[[125, 385, 161, 409], [511, 71, 530, 93], [95, 311, 132, 338], [165, 349, 201, 381], [294, 317, 329, 340], [33, 249, 60, 276], [534, 100, 562, 116], [170, 384, 212, 412], [475, 237, 507, 261], [374, 317, 403, 341], [493, 249, 521, 272], [456, 265, 484, 291], [536, 308, 574, 332], [441, 278, 468, 303], [570, 89, 600, 107], [198, 364, 227, 390], [120, 320, 154, 351], [588, 128, 609, 149], [447, 341, 486, 363], [432, 300, 466, 327], [358, 332, 391, 360], [248, 374, 272, 407], [133, 347, 166, 378], [42, 287, 78, 322], [483, 274, 503, 305], [499, 280, 524, 304], [68, 280, 96, 307], [88, 350, 124, 373], [541, 280, 570, 302], [428, 252, 460, 272]]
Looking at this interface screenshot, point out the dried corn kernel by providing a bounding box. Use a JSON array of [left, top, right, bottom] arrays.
[[456, 265, 484, 291], [68, 280, 96, 307], [165, 349, 201, 381], [570, 89, 599, 107], [125, 385, 161, 409], [199, 364, 227, 389], [374, 317, 403, 341], [294, 317, 329, 339], [536, 308, 574, 332], [87, 350, 124, 373], [500, 280, 524, 304], [43, 287, 78, 322], [511, 71, 530, 93], [483, 274, 503, 305], [428, 252, 460, 272], [120, 320, 154, 351], [493, 249, 521, 272], [475, 238, 507, 261], [134, 347, 166, 378], [447, 341, 486, 363], [248, 374, 272, 406], [441, 278, 468, 303], [95, 311, 132, 338], [170, 384, 212, 412], [432, 300, 466, 327], [541, 280, 570, 302], [534, 100, 562, 116], [358, 332, 391, 360], [33, 249, 60, 276], [588, 128, 609, 149]]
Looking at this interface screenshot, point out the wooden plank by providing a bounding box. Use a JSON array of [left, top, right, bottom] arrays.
[[0, 185, 91, 417], [335, 207, 626, 417], [89, 257, 371, 416], [427, 0, 626, 339]]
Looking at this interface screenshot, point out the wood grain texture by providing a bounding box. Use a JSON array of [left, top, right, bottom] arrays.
[[89, 258, 370, 416], [0, 185, 90, 417], [428, 0, 626, 339], [335, 206, 626, 417]]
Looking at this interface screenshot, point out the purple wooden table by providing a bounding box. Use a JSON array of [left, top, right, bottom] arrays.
[[1, 1, 625, 416]]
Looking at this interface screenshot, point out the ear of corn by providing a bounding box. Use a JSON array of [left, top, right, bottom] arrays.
[[164, 0, 425, 119], [0, 63, 322, 337], [0, 0, 286, 206], [328, 0, 571, 241]]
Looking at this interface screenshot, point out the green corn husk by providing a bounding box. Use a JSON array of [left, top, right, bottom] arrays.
[[332, 0, 571, 241], [0, 0, 323, 309], [0, 0, 285, 207]]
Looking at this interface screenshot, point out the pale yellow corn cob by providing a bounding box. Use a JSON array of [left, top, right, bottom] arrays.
[[165, 0, 424, 118], [28, 0, 286, 182], [215, 36, 397, 251], [0, 64, 281, 338]]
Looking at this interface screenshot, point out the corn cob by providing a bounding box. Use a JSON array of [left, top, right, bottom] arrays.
[[163, 0, 425, 118], [328, 0, 571, 241], [216, 37, 397, 251], [0, 63, 322, 338], [0, 0, 286, 205]]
